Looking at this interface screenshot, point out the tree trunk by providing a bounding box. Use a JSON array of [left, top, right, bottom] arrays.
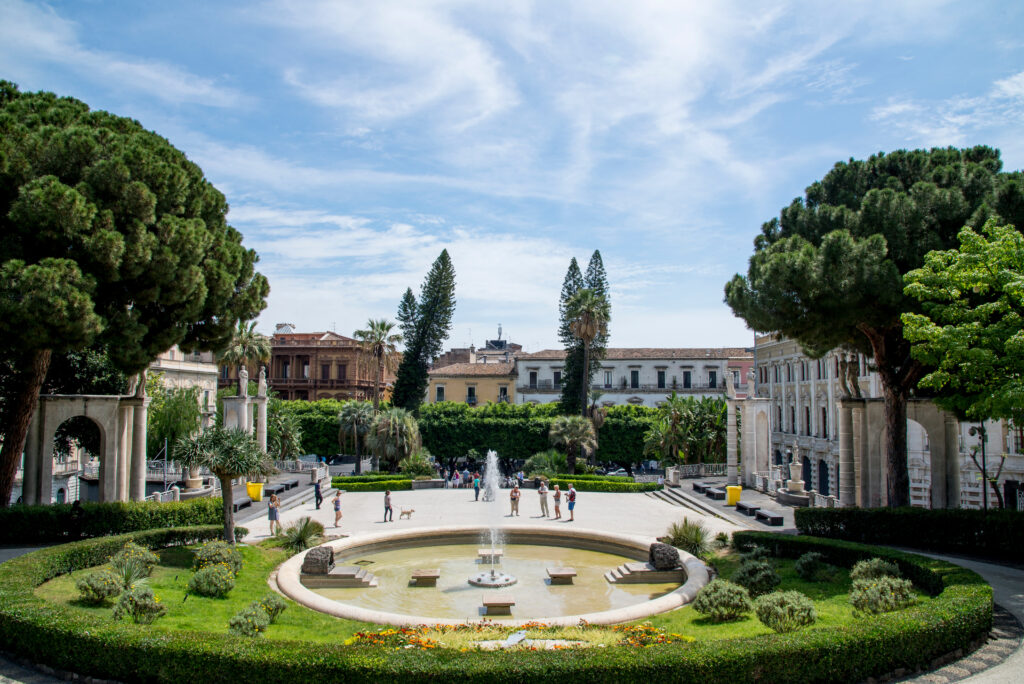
[[354, 432, 362, 475], [374, 358, 383, 411], [580, 343, 590, 418], [0, 349, 52, 506], [567, 444, 577, 475], [219, 474, 236, 543], [882, 386, 910, 507]]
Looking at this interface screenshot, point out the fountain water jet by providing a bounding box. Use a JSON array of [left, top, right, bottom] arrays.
[[468, 450, 517, 588]]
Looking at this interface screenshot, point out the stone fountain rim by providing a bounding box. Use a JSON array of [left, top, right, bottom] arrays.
[[274, 524, 710, 628]]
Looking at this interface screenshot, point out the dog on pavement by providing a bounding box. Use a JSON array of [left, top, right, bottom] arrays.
[[399, 507, 415, 520]]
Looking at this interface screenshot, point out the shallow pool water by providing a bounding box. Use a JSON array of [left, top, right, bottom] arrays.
[[311, 543, 680, 620]]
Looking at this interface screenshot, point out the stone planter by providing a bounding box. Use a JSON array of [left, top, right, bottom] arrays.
[[411, 478, 445, 490]]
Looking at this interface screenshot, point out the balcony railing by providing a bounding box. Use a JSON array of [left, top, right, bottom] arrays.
[[466, 395, 478, 406], [519, 382, 723, 394]]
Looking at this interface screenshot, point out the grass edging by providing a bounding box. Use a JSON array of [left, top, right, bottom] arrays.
[[0, 530, 993, 683]]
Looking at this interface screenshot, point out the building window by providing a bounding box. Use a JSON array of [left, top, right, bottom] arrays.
[[733, 370, 740, 388], [466, 386, 477, 405], [282, 361, 290, 379], [56, 488, 66, 504], [657, 370, 666, 389], [435, 385, 445, 402], [821, 407, 828, 438], [630, 370, 639, 389], [337, 364, 347, 379], [321, 364, 330, 381], [804, 406, 811, 436], [790, 406, 796, 433], [204, 390, 211, 410], [529, 371, 538, 388], [683, 371, 692, 389], [708, 370, 717, 389], [221, 366, 229, 379], [604, 371, 612, 388], [777, 406, 783, 431], [301, 361, 310, 379], [498, 385, 508, 402], [553, 371, 562, 389], [786, 364, 792, 382]]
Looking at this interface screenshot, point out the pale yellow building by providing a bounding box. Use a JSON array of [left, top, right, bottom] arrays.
[[427, 362, 516, 406]]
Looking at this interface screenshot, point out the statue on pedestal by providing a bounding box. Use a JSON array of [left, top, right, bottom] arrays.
[[258, 366, 267, 397], [239, 366, 249, 396]]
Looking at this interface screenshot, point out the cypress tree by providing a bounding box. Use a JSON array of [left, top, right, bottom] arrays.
[[583, 249, 610, 375], [396, 287, 418, 346], [391, 250, 456, 412]]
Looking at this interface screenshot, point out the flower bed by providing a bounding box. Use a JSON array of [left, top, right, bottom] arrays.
[[0, 531, 992, 683]]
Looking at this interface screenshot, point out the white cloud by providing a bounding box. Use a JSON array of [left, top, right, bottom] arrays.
[[0, 0, 248, 107]]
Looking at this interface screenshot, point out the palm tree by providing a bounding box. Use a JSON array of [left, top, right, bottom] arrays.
[[366, 408, 421, 474], [353, 319, 402, 410], [338, 400, 374, 474], [566, 289, 610, 418], [549, 415, 597, 475], [175, 427, 275, 542], [218, 321, 271, 388]]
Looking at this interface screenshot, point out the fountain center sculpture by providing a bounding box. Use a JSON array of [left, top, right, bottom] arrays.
[[468, 449, 517, 588]]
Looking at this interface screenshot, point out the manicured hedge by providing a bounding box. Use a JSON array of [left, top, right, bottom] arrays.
[[0, 531, 992, 683], [331, 474, 414, 483], [331, 479, 412, 492], [558, 473, 633, 481], [794, 507, 1024, 563], [0, 497, 225, 544], [548, 478, 661, 493]]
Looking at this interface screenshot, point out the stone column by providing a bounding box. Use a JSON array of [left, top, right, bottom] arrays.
[[726, 399, 738, 485], [128, 398, 150, 501], [943, 414, 961, 508], [838, 400, 855, 507], [256, 396, 268, 453]]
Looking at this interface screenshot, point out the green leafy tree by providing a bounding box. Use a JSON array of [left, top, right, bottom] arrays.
[[267, 400, 303, 460], [549, 414, 597, 474], [392, 251, 456, 411], [145, 373, 201, 461], [643, 392, 689, 465], [354, 319, 402, 411], [725, 146, 1023, 506], [0, 82, 268, 505], [566, 288, 611, 418], [338, 400, 374, 473], [558, 258, 586, 414], [366, 408, 421, 473], [903, 220, 1024, 423], [175, 427, 274, 542], [217, 321, 271, 377]]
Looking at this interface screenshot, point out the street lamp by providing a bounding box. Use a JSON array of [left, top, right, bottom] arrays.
[[968, 424, 988, 511]]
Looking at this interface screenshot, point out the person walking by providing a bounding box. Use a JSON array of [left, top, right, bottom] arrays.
[[510, 485, 520, 516], [538, 479, 549, 517], [313, 479, 323, 510], [552, 485, 562, 519], [452, 470, 460, 489], [332, 491, 342, 528], [566, 484, 577, 522], [473, 474, 481, 501], [384, 490, 394, 522], [268, 494, 282, 535]]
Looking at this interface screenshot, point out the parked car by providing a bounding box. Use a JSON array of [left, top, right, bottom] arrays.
[[605, 468, 628, 477]]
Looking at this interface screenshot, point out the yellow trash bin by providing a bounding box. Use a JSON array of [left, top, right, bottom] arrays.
[[725, 485, 742, 506], [246, 481, 264, 502]]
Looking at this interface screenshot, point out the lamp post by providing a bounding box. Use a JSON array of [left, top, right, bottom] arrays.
[[968, 424, 988, 511]]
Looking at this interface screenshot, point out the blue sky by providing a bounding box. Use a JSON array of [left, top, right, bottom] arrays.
[[3, 1, 1024, 352]]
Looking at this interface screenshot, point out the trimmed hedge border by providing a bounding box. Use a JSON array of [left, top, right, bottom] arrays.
[[548, 478, 661, 493], [330, 474, 414, 483], [0, 530, 992, 683], [0, 498, 225, 544], [331, 479, 412, 492], [794, 507, 1024, 564]]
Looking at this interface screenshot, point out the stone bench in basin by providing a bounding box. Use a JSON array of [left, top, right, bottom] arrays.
[[482, 594, 515, 615], [546, 567, 577, 585], [411, 568, 440, 587]]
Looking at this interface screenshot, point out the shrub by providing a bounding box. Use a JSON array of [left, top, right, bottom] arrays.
[[850, 557, 901, 582], [188, 564, 235, 598], [112, 585, 166, 624], [664, 518, 709, 557], [731, 559, 780, 597], [330, 474, 413, 483], [691, 579, 752, 622], [547, 478, 660, 493], [110, 541, 159, 576], [331, 479, 412, 492], [850, 576, 917, 615], [276, 517, 324, 554], [110, 555, 149, 591], [713, 532, 730, 550], [398, 452, 435, 477], [254, 593, 287, 623], [755, 591, 817, 633], [193, 541, 243, 576], [739, 544, 770, 562], [794, 506, 1024, 563], [75, 569, 122, 605], [794, 552, 828, 581], [228, 604, 270, 637]]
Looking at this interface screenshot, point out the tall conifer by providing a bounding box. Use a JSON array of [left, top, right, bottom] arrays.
[[558, 258, 587, 414]]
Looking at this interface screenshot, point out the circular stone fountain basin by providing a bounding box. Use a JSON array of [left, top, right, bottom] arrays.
[[276, 525, 710, 627]]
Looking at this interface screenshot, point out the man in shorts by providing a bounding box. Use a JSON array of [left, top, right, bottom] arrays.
[[567, 484, 577, 522]]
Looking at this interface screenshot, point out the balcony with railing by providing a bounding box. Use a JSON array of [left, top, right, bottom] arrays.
[[517, 380, 725, 394], [466, 395, 478, 406]]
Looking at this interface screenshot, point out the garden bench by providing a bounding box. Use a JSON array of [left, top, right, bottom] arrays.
[[692, 482, 709, 494], [231, 496, 252, 513], [546, 567, 577, 585], [264, 483, 285, 496], [706, 487, 726, 501], [482, 594, 515, 615], [283, 478, 301, 491], [755, 510, 784, 526], [478, 549, 503, 562], [411, 568, 440, 587], [735, 501, 760, 516]]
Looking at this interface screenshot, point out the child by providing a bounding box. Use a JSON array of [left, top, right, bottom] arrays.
[[333, 491, 342, 528], [268, 493, 282, 535]]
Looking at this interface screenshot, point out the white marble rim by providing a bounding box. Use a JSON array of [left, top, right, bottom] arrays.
[[274, 525, 710, 627]]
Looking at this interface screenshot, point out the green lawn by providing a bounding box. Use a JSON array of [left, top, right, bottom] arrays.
[[35, 543, 374, 642], [35, 544, 923, 645]]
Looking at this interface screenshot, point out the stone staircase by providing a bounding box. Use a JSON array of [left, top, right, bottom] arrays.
[[605, 561, 685, 584], [301, 565, 379, 588]]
